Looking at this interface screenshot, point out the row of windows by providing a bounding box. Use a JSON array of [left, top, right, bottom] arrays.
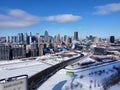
[[0, 56, 9, 60]]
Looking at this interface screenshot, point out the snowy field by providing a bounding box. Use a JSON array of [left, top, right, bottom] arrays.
[[109, 83, 120, 90], [0, 51, 80, 80], [0, 59, 52, 80], [1, 52, 119, 90], [38, 58, 120, 90]]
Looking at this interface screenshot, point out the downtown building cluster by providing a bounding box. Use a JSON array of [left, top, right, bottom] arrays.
[[0, 30, 120, 61], [0, 31, 79, 60]]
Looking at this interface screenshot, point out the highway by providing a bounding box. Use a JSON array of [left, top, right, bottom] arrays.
[[28, 53, 89, 90]]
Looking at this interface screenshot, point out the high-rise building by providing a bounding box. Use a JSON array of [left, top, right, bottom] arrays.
[[67, 37, 72, 45], [44, 30, 48, 42], [0, 44, 12, 60], [29, 32, 32, 44], [57, 34, 60, 41], [24, 33, 29, 44], [110, 36, 115, 43], [9, 36, 12, 43], [11, 36, 14, 43], [39, 44, 44, 56], [64, 35, 67, 42], [13, 36, 17, 43], [12, 44, 26, 59], [6, 36, 10, 43], [30, 43, 38, 57], [36, 33, 40, 47], [61, 36, 64, 42], [74, 32, 78, 40], [17, 33, 24, 44], [0, 37, 6, 43]]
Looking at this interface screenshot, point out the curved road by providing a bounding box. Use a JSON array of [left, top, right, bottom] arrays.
[[28, 53, 89, 90]]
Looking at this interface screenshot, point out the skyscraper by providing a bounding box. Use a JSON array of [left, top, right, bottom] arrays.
[[36, 33, 41, 47], [39, 44, 44, 56], [6, 36, 10, 43], [44, 30, 48, 42], [74, 32, 78, 40], [12, 44, 26, 59], [56, 33, 61, 44], [110, 36, 115, 43], [17, 33, 24, 44], [13, 36, 17, 43], [64, 35, 67, 42], [30, 43, 38, 57], [0, 44, 12, 60], [29, 32, 32, 44], [24, 33, 28, 44]]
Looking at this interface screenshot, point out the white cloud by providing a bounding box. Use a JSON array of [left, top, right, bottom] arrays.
[[94, 3, 120, 15], [45, 14, 81, 23], [0, 9, 39, 28], [0, 9, 82, 29]]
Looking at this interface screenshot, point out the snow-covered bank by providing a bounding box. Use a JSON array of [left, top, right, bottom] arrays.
[[0, 60, 51, 79], [38, 58, 120, 90], [0, 51, 81, 80]]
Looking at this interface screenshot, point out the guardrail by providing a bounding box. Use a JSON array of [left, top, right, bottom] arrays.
[[28, 54, 84, 90]]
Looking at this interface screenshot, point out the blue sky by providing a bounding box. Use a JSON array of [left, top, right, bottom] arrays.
[[0, 0, 120, 38]]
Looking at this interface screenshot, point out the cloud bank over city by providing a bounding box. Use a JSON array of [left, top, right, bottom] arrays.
[[0, 9, 81, 29], [0, 9, 39, 28], [94, 2, 120, 15]]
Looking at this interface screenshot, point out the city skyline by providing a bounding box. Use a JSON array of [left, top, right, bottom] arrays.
[[0, 0, 120, 38]]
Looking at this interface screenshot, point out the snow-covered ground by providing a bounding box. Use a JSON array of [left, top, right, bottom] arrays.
[[0, 60, 52, 80], [65, 57, 97, 70], [38, 58, 120, 90], [109, 83, 120, 90], [36, 52, 80, 65], [0, 60, 23, 65], [0, 51, 80, 80], [1, 51, 120, 90]]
